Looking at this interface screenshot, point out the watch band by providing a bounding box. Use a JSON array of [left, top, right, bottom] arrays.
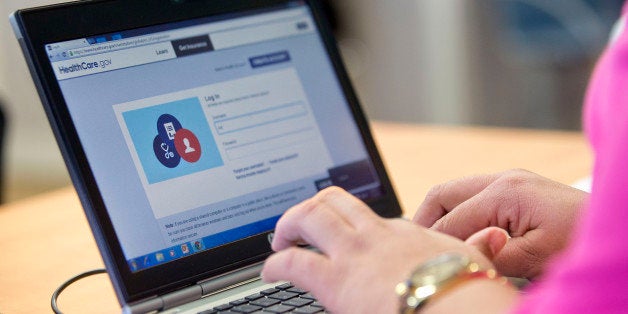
[[395, 253, 508, 314]]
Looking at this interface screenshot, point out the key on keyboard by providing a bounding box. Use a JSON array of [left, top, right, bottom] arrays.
[[198, 283, 326, 314]]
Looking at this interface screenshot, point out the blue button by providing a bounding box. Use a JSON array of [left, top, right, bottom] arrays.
[[249, 51, 291, 68]]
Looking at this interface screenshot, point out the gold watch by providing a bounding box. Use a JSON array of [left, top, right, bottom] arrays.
[[395, 252, 506, 313]]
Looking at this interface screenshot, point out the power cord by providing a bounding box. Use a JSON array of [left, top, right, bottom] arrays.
[[51, 268, 107, 314]]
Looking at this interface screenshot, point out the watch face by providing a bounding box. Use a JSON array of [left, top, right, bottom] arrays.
[[397, 253, 473, 310], [412, 253, 469, 286]]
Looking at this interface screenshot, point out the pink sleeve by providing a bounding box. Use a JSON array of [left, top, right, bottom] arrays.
[[511, 6, 628, 314]]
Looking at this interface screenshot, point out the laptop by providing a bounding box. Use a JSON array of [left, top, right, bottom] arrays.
[[10, 0, 402, 313]]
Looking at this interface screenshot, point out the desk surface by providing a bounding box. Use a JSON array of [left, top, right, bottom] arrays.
[[0, 123, 593, 314]]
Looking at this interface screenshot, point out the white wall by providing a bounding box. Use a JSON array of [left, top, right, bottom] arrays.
[[1, 0, 71, 201], [333, 0, 472, 124], [417, 0, 471, 123]]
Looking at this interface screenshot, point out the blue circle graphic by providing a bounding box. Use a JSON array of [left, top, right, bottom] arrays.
[[153, 135, 180, 168]]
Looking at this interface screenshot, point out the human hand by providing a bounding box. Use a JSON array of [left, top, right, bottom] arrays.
[[413, 169, 589, 279], [261, 187, 509, 313]]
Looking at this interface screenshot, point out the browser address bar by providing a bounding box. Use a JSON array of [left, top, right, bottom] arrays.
[[67, 34, 171, 58], [209, 18, 312, 50]]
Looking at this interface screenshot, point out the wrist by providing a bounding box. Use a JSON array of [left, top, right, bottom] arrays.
[[396, 253, 516, 313], [421, 276, 518, 314]]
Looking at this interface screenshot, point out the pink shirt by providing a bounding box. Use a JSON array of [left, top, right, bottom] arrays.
[[513, 3, 628, 313]]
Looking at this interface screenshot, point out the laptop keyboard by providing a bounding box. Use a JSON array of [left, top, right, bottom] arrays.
[[197, 283, 326, 314]]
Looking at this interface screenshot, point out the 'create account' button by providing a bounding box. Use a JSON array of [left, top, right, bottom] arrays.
[[249, 51, 291, 68]]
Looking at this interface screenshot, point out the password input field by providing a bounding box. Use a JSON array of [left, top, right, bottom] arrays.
[[225, 127, 315, 160], [214, 102, 306, 135]]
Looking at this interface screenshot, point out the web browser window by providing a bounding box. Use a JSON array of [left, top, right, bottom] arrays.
[[46, 2, 383, 272]]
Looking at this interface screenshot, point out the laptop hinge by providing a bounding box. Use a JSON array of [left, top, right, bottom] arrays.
[[198, 262, 263, 296], [123, 262, 263, 314], [123, 285, 202, 314]]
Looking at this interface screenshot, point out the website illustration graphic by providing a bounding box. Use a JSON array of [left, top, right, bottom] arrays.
[[153, 113, 202, 168], [121, 97, 223, 184]]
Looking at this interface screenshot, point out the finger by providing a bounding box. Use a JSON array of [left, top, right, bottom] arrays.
[[430, 185, 515, 240], [465, 227, 509, 261], [492, 231, 545, 279], [262, 247, 332, 296], [272, 194, 355, 253], [315, 186, 379, 227], [413, 173, 500, 227]]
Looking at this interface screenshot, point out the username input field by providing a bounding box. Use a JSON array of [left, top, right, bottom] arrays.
[[213, 102, 307, 135]]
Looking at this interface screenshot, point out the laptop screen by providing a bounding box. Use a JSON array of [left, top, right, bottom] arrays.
[[43, 1, 385, 273]]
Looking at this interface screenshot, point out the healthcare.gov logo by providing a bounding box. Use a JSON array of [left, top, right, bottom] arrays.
[[123, 97, 223, 184]]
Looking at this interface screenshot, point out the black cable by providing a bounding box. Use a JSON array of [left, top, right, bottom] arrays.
[[51, 268, 107, 314]]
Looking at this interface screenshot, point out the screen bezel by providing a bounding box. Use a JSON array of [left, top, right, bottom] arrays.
[[12, 0, 401, 305]]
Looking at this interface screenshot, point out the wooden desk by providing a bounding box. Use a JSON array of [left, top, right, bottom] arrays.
[[0, 123, 592, 314]]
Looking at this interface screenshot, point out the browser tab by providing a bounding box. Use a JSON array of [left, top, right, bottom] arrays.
[[171, 35, 213, 57]]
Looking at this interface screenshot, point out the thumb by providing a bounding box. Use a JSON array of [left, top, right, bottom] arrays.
[[465, 227, 509, 260]]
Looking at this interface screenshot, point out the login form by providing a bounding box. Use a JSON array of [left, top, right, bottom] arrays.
[[114, 68, 333, 219]]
